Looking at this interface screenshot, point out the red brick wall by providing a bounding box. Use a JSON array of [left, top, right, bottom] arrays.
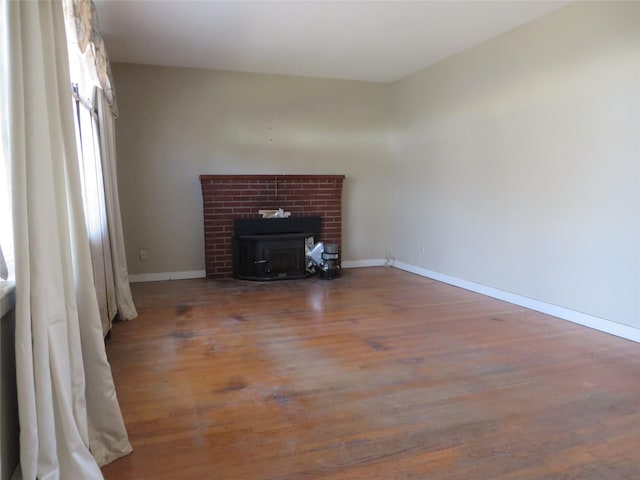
[[200, 174, 345, 278]]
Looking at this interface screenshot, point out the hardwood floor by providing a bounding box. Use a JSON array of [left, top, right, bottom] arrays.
[[101, 267, 640, 480]]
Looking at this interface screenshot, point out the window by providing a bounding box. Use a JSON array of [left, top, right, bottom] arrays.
[[0, 0, 14, 283]]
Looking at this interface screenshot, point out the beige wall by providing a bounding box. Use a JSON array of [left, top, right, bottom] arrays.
[[114, 2, 639, 329], [113, 65, 391, 274], [388, 1, 639, 327]]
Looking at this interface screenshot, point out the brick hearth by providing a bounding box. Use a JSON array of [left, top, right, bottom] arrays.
[[200, 174, 345, 278]]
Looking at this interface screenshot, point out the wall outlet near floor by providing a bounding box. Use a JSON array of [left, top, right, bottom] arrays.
[[139, 249, 148, 261]]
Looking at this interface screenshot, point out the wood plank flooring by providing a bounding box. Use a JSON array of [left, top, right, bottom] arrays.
[[101, 267, 640, 480]]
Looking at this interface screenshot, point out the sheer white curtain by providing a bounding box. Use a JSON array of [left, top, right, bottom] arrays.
[[73, 87, 118, 335], [0, 0, 12, 284], [97, 89, 138, 321], [65, 0, 137, 329], [6, 1, 131, 478]]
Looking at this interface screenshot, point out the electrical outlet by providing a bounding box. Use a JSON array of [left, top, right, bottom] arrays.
[[139, 249, 148, 260]]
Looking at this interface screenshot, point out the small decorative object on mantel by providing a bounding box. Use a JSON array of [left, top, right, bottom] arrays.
[[258, 208, 291, 218]]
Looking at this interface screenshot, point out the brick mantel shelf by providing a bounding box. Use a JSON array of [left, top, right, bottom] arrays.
[[200, 174, 345, 278]]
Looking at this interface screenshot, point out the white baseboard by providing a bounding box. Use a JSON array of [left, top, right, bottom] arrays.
[[342, 259, 386, 268], [129, 270, 206, 283], [393, 261, 640, 344]]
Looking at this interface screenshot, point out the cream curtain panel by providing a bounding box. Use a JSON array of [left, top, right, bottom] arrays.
[[6, 1, 131, 478]]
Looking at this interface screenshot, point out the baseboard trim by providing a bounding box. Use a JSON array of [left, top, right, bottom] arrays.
[[393, 261, 640, 344], [342, 259, 386, 269], [129, 270, 206, 283]]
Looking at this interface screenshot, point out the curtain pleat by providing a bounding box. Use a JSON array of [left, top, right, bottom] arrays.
[[7, 1, 132, 478]]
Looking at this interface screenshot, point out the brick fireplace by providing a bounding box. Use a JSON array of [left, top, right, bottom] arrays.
[[200, 174, 345, 278]]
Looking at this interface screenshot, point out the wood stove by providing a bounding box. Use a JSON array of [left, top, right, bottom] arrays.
[[232, 217, 321, 281]]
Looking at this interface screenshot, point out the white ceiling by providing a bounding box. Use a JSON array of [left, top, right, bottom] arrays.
[[94, 0, 570, 83]]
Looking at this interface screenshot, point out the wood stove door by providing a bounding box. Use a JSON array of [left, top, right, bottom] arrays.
[[234, 234, 310, 280], [260, 240, 304, 278]]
